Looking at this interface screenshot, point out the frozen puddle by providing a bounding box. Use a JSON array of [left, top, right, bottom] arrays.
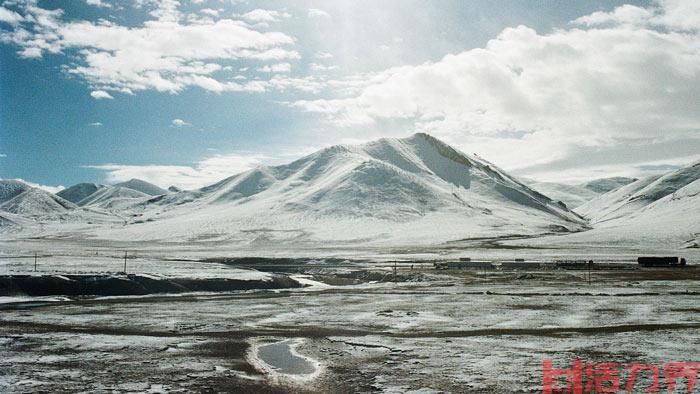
[[250, 338, 320, 381]]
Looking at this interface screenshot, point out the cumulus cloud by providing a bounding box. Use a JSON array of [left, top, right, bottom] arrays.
[[199, 8, 219, 18], [241, 9, 290, 24], [574, 4, 653, 27], [0, 1, 299, 97], [315, 51, 333, 59], [89, 122, 103, 127], [291, 0, 700, 177], [573, 0, 700, 31], [170, 118, 191, 128], [257, 62, 291, 73], [90, 90, 113, 100], [309, 63, 338, 72], [308, 9, 330, 19], [0, 153, 6, 158], [85, 0, 112, 9], [0, 6, 23, 25], [86, 153, 268, 190], [17, 46, 41, 58]]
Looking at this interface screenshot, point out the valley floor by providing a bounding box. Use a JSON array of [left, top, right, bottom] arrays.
[[1, 239, 700, 393]]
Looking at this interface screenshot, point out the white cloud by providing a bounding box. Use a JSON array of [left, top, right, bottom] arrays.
[[89, 122, 103, 127], [573, 0, 700, 31], [86, 153, 268, 190], [650, 0, 700, 31], [574, 4, 652, 26], [17, 47, 42, 59], [308, 9, 330, 19], [0, 1, 299, 96], [200, 8, 219, 17], [291, 0, 700, 177], [86, 0, 112, 9], [0, 6, 23, 25], [315, 51, 333, 59], [171, 118, 191, 127], [519, 155, 700, 184], [241, 9, 290, 23], [257, 62, 291, 73], [11, 178, 65, 194], [0, 153, 6, 158], [90, 90, 113, 100], [309, 63, 338, 72]]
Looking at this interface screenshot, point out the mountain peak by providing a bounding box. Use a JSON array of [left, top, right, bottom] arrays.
[[57, 182, 105, 204], [113, 179, 168, 196]]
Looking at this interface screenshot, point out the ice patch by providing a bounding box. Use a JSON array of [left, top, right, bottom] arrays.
[[248, 338, 322, 383]]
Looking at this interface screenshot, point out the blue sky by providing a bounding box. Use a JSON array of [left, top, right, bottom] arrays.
[[1, 0, 699, 191]]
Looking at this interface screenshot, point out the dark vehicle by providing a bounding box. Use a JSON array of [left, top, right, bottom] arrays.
[[637, 256, 687, 267]]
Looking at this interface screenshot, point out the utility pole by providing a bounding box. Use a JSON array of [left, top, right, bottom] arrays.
[[124, 251, 127, 274], [34, 252, 37, 272], [393, 261, 397, 282]]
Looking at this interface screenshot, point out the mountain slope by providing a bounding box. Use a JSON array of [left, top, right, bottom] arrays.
[[57, 183, 105, 205], [528, 177, 637, 209], [97, 133, 586, 245], [79, 186, 151, 210], [582, 177, 637, 194], [576, 161, 700, 223], [0, 179, 33, 204], [528, 181, 600, 209], [0, 181, 76, 216], [519, 161, 700, 248], [113, 179, 168, 196]]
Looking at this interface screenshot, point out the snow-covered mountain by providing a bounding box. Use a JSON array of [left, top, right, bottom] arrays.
[[54, 179, 169, 211], [528, 177, 636, 209], [582, 177, 637, 194], [547, 161, 700, 248], [84, 133, 586, 245], [56, 182, 105, 204], [78, 186, 151, 210], [576, 162, 700, 223], [0, 179, 31, 204], [0, 180, 75, 217], [528, 182, 600, 209], [113, 179, 168, 196]]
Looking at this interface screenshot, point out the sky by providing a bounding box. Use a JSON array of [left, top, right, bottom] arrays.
[[1, 0, 699, 192]]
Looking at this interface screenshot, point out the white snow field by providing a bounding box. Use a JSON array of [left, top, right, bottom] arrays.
[[1, 134, 587, 247]]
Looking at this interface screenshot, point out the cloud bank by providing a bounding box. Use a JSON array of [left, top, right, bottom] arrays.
[[291, 0, 700, 178], [0, 0, 300, 96], [85, 153, 268, 190]]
